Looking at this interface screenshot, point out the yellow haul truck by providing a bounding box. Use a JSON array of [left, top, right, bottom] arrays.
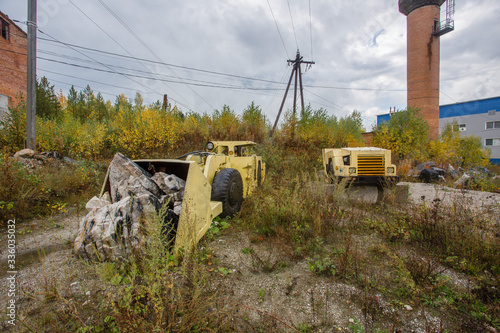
[[322, 147, 398, 187], [99, 141, 265, 252]]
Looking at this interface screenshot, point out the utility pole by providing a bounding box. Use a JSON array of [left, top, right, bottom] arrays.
[[162, 94, 168, 111], [270, 50, 314, 137], [26, 0, 37, 149]]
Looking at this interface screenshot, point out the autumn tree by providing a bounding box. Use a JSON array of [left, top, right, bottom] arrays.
[[242, 101, 266, 142], [67, 85, 78, 118], [36, 77, 61, 120], [372, 107, 429, 160], [428, 120, 490, 168], [211, 105, 239, 139], [0, 93, 26, 152]]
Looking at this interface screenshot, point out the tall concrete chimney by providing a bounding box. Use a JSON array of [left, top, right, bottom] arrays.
[[399, 0, 446, 140]]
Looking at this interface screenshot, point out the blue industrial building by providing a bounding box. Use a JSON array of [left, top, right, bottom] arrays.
[[376, 96, 500, 165]]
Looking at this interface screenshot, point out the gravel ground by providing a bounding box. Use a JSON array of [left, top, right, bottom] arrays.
[[1, 183, 498, 331], [402, 182, 500, 214]]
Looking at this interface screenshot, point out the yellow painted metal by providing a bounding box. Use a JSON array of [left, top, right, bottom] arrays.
[[173, 160, 223, 253], [207, 141, 257, 155], [322, 147, 396, 178], [99, 140, 266, 254], [204, 141, 265, 198], [357, 156, 385, 176]]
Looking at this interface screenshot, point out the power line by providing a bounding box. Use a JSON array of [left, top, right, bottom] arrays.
[[68, 0, 198, 111], [37, 30, 161, 95], [307, 84, 406, 92], [38, 50, 264, 88], [287, 0, 299, 50], [266, 0, 289, 58], [309, 0, 313, 61], [1, 41, 410, 94], [37, 56, 286, 91], [41, 76, 118, 98], [0, 43, 409, 94], [34, 38, 418, 93], [305, 88, 351, 112], [97, 0, 215, 110], [39, 68, 151, 94], [36, 41, 285, 85]]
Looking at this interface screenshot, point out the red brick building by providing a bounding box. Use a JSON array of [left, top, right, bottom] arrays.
[[0, 10, 27, 117]]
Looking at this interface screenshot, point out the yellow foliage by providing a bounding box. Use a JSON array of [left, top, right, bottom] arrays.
[[111, 108, 183, 158]]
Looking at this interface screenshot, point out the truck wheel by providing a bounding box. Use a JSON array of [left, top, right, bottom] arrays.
[[211, 168, 243, 218]]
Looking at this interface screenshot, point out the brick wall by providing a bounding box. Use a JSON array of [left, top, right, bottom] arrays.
[[0, 11, 27, 106], [404, 5, 441, 140]]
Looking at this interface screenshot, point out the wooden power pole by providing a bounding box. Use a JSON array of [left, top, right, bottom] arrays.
[[270, 50, 314, 137], [26, 0, 37, 149]]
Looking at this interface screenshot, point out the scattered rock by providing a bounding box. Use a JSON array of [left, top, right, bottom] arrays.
[[152, 172, 186, 194], [74, 193, 160, 261], [454, 173, 471, 188], [404, 305, 413, 311], [34, 151, 61, 161], [85, 193, 111, 211], [419, 167, 445, 183], [74, 153, 186, 262], [13, 148, 35, 158], [63, 156, 81, 165], [107, 153, 163, 202]]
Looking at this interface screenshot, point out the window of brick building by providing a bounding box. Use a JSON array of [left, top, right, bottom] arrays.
[[1, 18, 9, 41], [486, 121, 500, 129]]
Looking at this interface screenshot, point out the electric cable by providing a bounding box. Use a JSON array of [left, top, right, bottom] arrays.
[[37, 30, 161, 96], [37, 56, 287, 91], [97, 0, 215, 110], [287, 0, 299, 50], [69, 0, 198, 111], [309, 0, 313, 61], [266, 0, 289, 58]]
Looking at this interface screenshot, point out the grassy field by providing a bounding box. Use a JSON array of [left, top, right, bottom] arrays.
[[1, 140, 499, 332]]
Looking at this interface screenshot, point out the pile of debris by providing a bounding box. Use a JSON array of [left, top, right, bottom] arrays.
[[12, 148, 83, 168], [408, 161, 499, 189], [74, 153, 185, 261]]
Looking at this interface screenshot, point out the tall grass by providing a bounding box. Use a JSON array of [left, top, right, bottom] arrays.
[[0, 154, 105, 222]]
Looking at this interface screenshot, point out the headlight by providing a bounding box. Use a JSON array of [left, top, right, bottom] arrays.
[[349, 167, 356, 174], [206, 141, 214, 150], [387, 167, 394, 174]]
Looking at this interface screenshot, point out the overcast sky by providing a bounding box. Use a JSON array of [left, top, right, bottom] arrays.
[[2, 0, 500, 130]]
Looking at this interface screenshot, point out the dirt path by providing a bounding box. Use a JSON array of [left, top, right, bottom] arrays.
[[0, 210, 83, 276]]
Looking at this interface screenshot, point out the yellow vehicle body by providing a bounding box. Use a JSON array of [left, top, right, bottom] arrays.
[[322, 147, 398, 186], [186, 141, 265, 197], [99, 141, 265, 253]]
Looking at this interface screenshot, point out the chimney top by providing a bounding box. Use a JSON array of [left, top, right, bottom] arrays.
[[398, 0, 446, 16]]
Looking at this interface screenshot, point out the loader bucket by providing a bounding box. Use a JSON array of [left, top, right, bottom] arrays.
[[100, 159, 223, 254]]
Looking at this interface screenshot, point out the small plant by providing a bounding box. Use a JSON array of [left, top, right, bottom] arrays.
[[348, 318, 364, 333], [258, 288, 266, 302], [241, 247, 254, 255], [297, 322, 313, 333], [206, 218, 231, 238], [307, 255, 336, 276]]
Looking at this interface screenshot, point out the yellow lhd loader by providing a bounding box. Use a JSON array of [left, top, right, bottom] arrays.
[[97, 141, 265, 253], [322, 147, 399, 187]]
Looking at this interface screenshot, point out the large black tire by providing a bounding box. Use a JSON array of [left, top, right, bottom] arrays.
[[211, 168, 243, 218]]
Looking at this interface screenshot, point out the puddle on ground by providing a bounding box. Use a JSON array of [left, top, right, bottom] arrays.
[[0, 242, 72, 279]]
